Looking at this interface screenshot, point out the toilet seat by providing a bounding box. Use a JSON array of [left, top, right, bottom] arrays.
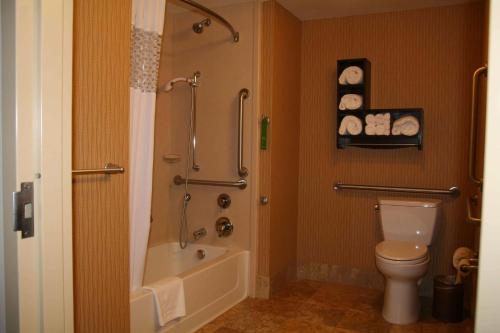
[[376, 240, 428, 264]]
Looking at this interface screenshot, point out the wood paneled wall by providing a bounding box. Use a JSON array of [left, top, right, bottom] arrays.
[[259, 1, 302, 293], [72, 0, 130, 331], [297, 3, 484, 290]]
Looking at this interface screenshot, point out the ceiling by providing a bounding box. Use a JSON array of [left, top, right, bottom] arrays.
[[275, 0, 479, 21]]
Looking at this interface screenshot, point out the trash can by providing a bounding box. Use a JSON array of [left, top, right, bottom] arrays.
[[432, 275, 464, 322]]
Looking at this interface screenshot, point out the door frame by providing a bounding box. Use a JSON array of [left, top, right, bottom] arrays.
[[1, 0, 74, 331], [39, 0, 74, 331], [475, 0, 500, 330]]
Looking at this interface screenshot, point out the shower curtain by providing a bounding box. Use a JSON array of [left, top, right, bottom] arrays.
[[130, 0, 166, 292]]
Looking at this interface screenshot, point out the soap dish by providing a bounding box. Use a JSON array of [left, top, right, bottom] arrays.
[[163, 154, 181, 163]]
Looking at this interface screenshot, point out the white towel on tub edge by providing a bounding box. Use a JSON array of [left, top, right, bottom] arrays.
[[144, 276, 186, 327]]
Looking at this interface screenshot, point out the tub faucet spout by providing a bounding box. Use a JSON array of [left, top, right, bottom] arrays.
[[193, 227, 207, 241]]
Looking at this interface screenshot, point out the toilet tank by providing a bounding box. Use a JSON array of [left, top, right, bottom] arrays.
[[378, 198, 441, 245]]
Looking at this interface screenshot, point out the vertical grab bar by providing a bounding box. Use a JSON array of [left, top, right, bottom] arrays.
[[469, 65, 487, 186], [238, 89, 249, 177], [191, 72, 201, 171]]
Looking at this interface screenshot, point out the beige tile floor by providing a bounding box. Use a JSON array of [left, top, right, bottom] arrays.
[[196, 280, 473, 333]]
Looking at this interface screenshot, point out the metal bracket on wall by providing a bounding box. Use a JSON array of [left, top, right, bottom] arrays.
[[466, 194, 481, 225], [13, 182, 35, 239]]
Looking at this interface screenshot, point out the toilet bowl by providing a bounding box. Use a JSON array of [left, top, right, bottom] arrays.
[[375, 198, 440, 324], [375, 240, 430, 324]]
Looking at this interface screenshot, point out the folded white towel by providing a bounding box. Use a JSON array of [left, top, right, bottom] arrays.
[[338, 66, 363, 85], [365, 113, 390, 136], [365, 123, 376, 135], [339, 94, 363, 110], [392, 116, 419, 136], [365, 114, 375, 124], [339, 116, 362, 135], [144, 276, 186, 327]]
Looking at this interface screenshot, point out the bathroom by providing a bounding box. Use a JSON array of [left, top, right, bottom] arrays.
[[1, 0, 500, 332]]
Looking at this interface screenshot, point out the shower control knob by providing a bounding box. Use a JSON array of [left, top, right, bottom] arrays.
[[215, 217, 233, 238], [217, 193, 231, 209]]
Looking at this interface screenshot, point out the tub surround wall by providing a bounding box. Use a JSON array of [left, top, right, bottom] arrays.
[[258, 0, 302, 297], [72, 0, 130, 331], [297, 3, 484, 293], [150, 2, 258, 257]]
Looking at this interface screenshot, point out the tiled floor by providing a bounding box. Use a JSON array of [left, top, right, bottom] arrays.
[[195, 280, 473, 333]]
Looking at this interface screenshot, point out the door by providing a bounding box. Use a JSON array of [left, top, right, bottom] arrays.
[[475, 0, 500, 331], [1, 0, 73, 332]]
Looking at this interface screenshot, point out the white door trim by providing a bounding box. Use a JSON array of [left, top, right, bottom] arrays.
[[39, 0, 74, 331], [4, 0, 74, 331], [475, 1, 500, 331]]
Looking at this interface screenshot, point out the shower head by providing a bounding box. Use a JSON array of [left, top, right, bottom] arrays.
[[192, 18, 211, 34]]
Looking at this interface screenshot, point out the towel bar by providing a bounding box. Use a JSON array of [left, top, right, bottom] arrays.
[[72, 163, 125, 176], [334, 182, 460, 197]]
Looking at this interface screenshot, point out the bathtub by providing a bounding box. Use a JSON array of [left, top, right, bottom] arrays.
[[131, 243, 249, 333]]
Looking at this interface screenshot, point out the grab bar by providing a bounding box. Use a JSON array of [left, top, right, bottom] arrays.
[[179, 0, 239, 42], [469, 65, 488, 187], [173, 175, 247, 190], [466, 194, 481, 224], [333, 182, 460, 197], [191, 72, 200, 171], [238, 89, 249, 177], [72, 163, 125, 176]]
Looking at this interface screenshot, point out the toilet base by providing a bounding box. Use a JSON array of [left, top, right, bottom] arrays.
[[382, 278, 421, 325]]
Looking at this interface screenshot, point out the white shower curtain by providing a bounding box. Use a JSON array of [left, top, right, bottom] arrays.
[[130, 0, 166, 292]]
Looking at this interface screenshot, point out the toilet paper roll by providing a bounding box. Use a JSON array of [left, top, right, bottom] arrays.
[[453, 247, 474, 269]]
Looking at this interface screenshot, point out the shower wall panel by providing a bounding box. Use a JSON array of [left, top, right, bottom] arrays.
[[150, 2, 258, 253]]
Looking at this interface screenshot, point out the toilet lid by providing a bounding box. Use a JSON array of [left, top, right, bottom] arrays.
[[376, 240, 428, 261]]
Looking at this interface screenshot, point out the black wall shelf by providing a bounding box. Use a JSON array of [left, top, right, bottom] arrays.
[[335, 58, 424, 150], [337, 108, 424, 150]]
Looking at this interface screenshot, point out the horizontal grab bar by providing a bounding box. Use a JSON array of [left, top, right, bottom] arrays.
[[173, 175, 247, 190], [72, 163, 125, 176], [333, 182, 460, 197]]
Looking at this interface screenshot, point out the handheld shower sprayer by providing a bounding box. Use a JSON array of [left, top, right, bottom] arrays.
[[158, 71, 201, 93]]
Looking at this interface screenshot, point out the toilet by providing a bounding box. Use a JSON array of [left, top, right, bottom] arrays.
[[375, 198, 441, 325]]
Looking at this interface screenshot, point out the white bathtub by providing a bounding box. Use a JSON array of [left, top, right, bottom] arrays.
[[131, 243, 249, 333]]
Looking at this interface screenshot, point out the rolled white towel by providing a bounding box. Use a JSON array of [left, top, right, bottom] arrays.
[[339, 116, 362, 135], [392, 116, 420, 136], [338, 66, 364, 85], [339, 94, 363, 110]]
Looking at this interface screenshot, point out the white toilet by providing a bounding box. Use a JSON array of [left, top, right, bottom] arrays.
[[375, 197, 441, 325]]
